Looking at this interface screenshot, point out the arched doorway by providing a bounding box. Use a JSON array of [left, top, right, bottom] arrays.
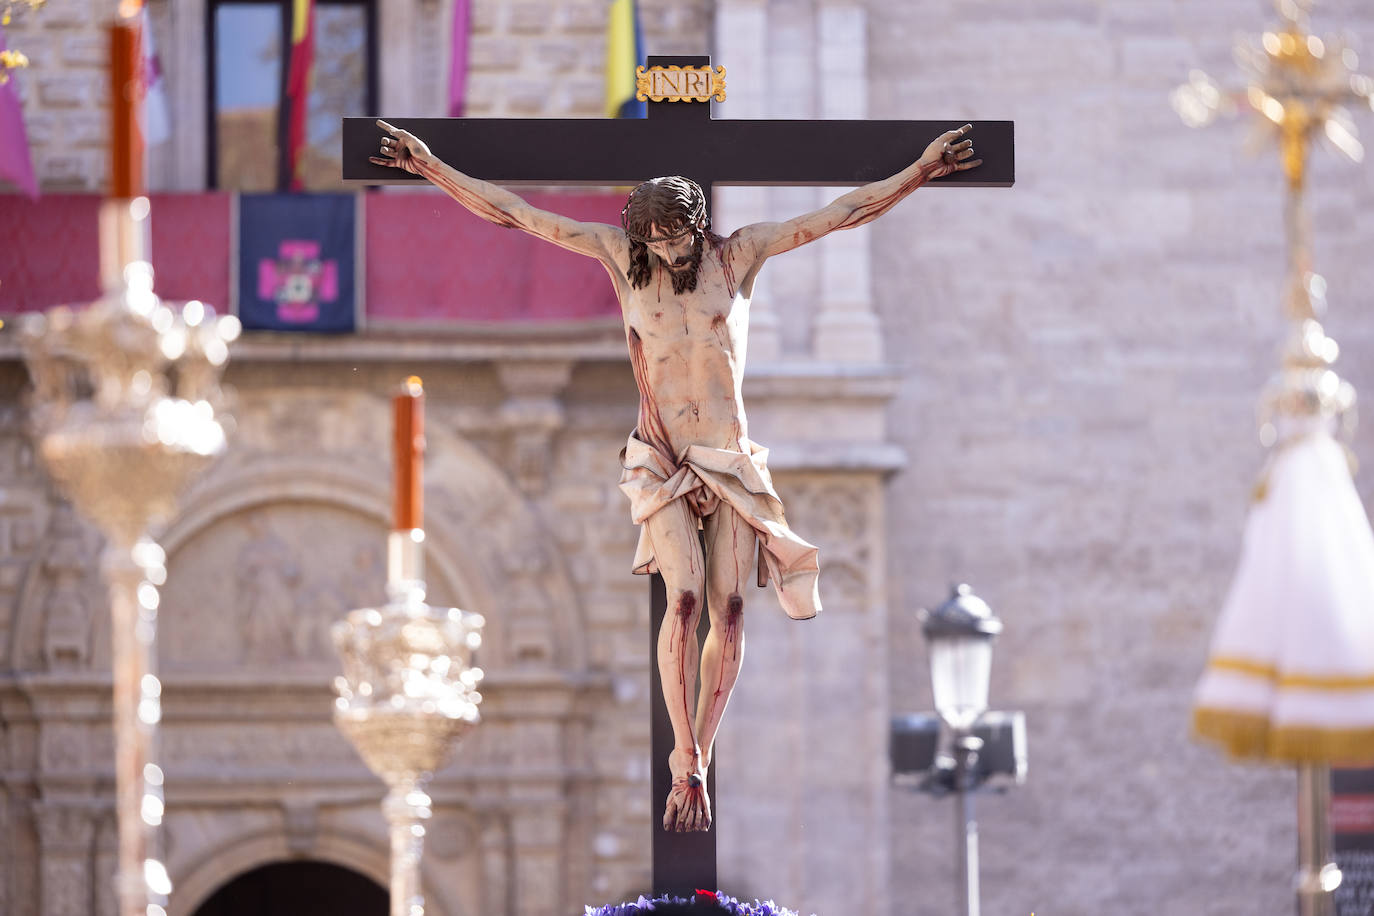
[[191, 861, 387, 916]]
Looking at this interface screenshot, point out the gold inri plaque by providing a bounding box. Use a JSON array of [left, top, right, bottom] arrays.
[[635, 65, 727, 103]]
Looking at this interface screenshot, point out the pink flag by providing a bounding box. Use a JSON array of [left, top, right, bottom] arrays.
[[447, 0, 470, 117], [140, 8, 171, 145], [0, 25, 38, 199]]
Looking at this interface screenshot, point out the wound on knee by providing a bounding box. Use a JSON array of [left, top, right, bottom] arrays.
[[724, 594, 744, 660], [676, 592, 697, 621]]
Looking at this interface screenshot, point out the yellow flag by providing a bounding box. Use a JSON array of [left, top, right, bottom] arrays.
[[603, 0, 642, 118]]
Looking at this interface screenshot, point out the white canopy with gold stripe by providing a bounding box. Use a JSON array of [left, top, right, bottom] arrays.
[[1194, 421, 1374, 763]]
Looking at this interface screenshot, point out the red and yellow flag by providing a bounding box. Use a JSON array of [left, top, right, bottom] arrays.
[[283, 0, 315, 191]]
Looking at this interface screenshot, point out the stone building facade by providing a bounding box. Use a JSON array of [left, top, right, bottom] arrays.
[[3, 2, 1374, 916]]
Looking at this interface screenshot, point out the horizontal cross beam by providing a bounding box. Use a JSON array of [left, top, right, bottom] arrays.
[[341, 117, 1014, 188]]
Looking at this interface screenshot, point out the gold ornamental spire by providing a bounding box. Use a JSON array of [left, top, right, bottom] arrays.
[[1182, 10, 1374, 914], [1173, 0, 1370, 431]]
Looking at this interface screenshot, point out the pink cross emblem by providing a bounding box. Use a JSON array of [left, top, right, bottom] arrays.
[[257, 240, 339, 324]]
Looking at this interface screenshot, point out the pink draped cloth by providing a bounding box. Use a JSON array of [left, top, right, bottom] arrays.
[[618, 432, 822, 621]]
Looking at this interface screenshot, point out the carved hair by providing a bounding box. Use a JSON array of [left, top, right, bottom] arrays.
[[621, 176, 716, 294]]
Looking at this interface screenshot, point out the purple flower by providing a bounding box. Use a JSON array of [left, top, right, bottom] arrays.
[[583, 890, 803, 916]]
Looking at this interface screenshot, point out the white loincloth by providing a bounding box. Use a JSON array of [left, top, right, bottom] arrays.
[[618, 432, 821, 621]]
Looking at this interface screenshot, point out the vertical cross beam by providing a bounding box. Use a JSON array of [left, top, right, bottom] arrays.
[[646, 56, 717, 897]]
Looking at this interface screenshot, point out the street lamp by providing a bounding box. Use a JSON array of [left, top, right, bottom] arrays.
[[922, 583, 1002, 731], [920, 583, 1003, 916]]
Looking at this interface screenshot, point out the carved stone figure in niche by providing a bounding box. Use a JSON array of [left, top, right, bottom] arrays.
[[42, 503, 93, 669], [236, 517, 391, 664], [372, 120, 981, 831], [236, 515, 304, 661]]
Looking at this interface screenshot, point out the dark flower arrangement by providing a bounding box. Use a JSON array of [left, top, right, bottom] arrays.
[[584, 889, 802, 916]]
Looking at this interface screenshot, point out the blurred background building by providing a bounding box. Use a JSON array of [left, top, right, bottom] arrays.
[[1, 1, 1373, 915]]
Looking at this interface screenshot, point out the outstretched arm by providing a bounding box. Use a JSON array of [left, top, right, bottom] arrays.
[[734, 124, 981, 263], [371, 120, 622, 264]]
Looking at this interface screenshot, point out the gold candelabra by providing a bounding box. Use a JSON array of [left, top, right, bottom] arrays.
[[333, 380, 486, 916]]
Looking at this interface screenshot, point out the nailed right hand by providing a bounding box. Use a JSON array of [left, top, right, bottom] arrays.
[[370, 119, 431, 175], [919, 124, 982, 178]]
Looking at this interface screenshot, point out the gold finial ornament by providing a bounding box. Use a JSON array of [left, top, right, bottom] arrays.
[[1173, 0, 1370, 435], [1173, 0, 1372, 190]]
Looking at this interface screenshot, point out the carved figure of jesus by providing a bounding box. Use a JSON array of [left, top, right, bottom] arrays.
[[371, 120, 980, 831]]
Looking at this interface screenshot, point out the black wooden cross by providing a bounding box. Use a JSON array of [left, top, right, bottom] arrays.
[[343, 57, 1013, 190], [344, 54, 1013, 898]]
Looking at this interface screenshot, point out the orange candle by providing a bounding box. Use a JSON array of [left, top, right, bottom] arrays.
[[392, 376, 425, 530], [109, 19, 143, 199]]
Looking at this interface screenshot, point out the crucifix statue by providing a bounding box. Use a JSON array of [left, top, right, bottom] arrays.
[[346, 52, 1012, 890], [368, 117, 978, 835]]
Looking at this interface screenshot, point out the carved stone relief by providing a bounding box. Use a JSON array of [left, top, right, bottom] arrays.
[[38, 723, 88, 773], [93, 814, 117, 916], [5, 491, 106, 675], [163, 384, 589, 675], [282, 799, 319, 856], [480, 815, 512, 916], [40, 504, 96, 670], [0, 500, 40, 600], [40, 858, 89, 916], [495, 360, 574, 498], [159, 502, 447, 673], [33, 801, 98, 916], [776, 478, 876, 612]]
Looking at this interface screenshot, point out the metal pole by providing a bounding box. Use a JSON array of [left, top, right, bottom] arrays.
[[1296, 764, 1339, 916], [105, 546, 152, 916], [384, 781, 431, 916], [954, 734, 983, 916]]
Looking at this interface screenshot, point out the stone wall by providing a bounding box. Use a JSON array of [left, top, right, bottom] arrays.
[[867, 1, 1374, 914], [1, 0, 110, 190]]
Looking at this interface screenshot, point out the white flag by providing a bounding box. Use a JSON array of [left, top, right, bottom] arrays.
[[141, 9, 170, 145]]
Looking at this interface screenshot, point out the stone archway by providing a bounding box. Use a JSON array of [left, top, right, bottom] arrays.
[[191, 861, 387, 916], [152, 466, 478, 678], [150, 387, 590, 675], [143, 387, 603, 916], [2, 377, 636, 916]]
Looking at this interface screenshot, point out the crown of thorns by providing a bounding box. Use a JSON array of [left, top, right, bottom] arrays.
[[621, 181, 709, 244]]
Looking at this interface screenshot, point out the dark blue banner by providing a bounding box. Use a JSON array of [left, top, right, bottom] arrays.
[[238, 194, 357, 332]]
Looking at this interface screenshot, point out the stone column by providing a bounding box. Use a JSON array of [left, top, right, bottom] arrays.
[[714, 0, 781, 363], [33, 800, 99, 916], [813, 2, 883, 363], [378, 0, 418, 118], [0, 791, 8, 916], [481, 814, 512, 916], [94, 815, 118, 916], [511, 797, 567, 916], [164, 0, 207, 191]]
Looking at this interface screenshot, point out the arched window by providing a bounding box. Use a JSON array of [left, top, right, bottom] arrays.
[[207, 0, 378, 191]]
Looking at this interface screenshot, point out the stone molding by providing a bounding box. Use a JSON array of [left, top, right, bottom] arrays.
[[495, 359, 576, 497]]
